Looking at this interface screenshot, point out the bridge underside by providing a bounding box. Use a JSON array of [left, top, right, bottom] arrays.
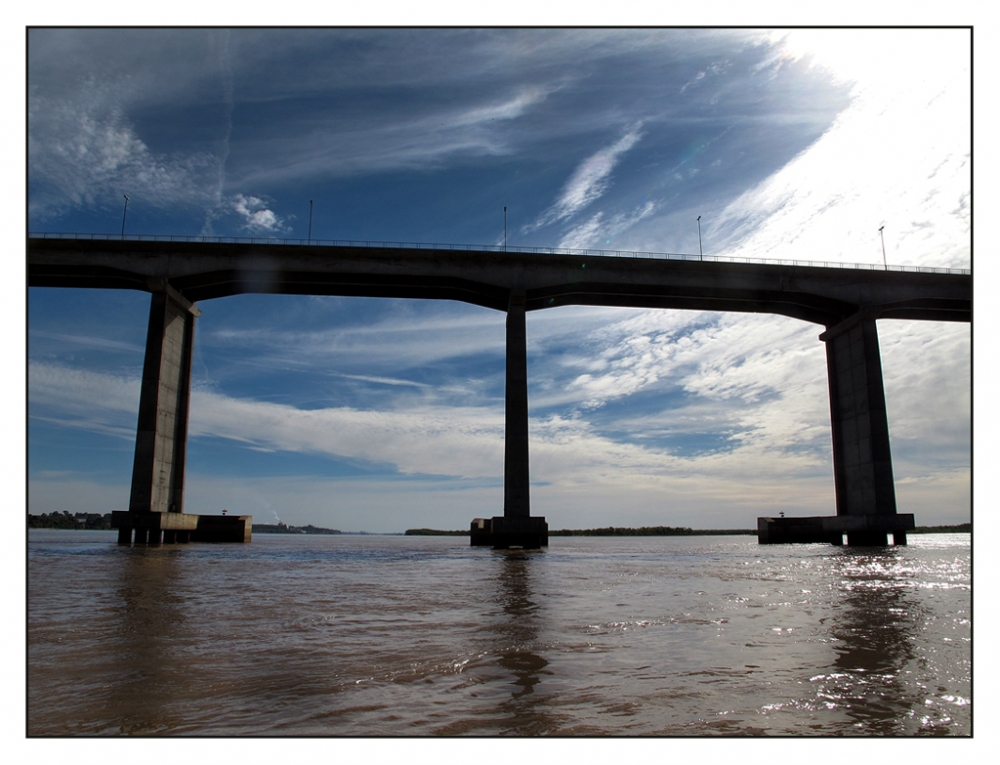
[[27, 239, 970, 548]]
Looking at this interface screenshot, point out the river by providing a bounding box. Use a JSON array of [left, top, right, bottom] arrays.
[[27, 530, 971, 736]]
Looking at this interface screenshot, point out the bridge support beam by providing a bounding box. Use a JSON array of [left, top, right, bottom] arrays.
[[820, 313, 907, 545], [128, 284, 200, 517], [471, 294, 547, 549]]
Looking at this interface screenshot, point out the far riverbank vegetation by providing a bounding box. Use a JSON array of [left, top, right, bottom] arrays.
[[405, 523, 973, 536], [27, 513, 972, 537]]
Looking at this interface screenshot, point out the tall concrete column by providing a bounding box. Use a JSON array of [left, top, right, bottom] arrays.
[[819, 313, 899, 545], [128, 284, 200, 515], [504, 293, 530, 518], [471, 293, 547, 548]]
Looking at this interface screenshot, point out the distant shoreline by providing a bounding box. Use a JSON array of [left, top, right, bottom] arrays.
[[405, 526, 754, 537], [26, 514, 346, 535], [251, 523, 342, 535], [404, 523, 973, 537], [27, 514, 972, 537]]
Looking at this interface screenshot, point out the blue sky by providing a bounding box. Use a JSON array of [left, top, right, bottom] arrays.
[[25, 28, 971, 532]]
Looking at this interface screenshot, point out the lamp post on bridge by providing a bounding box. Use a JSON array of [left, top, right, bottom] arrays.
[[697, 215, 703, 260], [879, 225, 887, 271], [121, 195, 129, 239]]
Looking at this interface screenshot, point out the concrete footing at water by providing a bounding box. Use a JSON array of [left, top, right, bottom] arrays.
[[757, 513, 914, 546], [112, 511, 252, 544], [471, 516, 548, 549]]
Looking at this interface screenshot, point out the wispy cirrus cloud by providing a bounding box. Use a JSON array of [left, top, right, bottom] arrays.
[[28, 300, 970, 529], [557, 200, 656, 250], [28, 361, 140, 440], [236, 86, 553, 186], [28, 85, 288, 236], [28, 91, 222, 220], [201, 307, 507, 373], [26, 29, 970, 532], [26, 357, 827, 491], [708, 31, 970, 269], [526, 126, 644, 233]]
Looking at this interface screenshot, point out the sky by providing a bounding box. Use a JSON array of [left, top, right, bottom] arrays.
[[25, 27, 972, 533]]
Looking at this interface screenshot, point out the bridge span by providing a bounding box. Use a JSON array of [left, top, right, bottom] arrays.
[[28, 236, 971, 547]]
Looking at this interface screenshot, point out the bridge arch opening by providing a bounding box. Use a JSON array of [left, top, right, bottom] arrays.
[[29, 291, 970, 539], [170, 293, 511, 534], [524, 305, 838, 532]]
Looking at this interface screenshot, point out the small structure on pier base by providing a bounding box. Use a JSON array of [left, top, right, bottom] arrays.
[[112, 511, 252, 544], [757, 513, 914, 546]]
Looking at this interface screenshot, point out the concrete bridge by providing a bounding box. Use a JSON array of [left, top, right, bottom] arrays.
[[28, 235, 971, 548]]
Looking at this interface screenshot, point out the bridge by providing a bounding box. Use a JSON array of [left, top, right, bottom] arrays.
[[28, 234, 972, 548]]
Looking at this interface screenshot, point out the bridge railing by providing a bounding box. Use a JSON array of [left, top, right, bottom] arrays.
[[27, 232, 971, 276]]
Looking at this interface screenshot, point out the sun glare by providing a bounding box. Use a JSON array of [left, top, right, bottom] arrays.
[[773, 29, 968, 96]]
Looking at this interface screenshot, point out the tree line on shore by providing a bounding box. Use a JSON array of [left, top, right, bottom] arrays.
[[251, 523, 342, 535], [405, 523, 972, 536], [26, 514, 344, 534], [27, 514, 971, 536], [405, 526, 753, 536], [29, 511, 114, 529]]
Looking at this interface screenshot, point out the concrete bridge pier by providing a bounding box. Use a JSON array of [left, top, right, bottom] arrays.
[[112, 284, 251, 544], [821, 313, 911, 545], [128, 283, 199, 517], [759, 312, 913, 546], [472, 294, 548, 549]]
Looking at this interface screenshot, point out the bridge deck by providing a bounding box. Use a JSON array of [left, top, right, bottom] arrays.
[[28, 237, 971, 326]]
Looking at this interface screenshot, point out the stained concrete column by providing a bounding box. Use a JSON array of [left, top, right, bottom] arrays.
[[128, 284, 200, 515], [504, 293, 530, 519], [819, 313, 897, 545]]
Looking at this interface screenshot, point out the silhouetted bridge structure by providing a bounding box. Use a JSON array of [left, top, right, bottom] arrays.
[[28, 235, 971, 548]]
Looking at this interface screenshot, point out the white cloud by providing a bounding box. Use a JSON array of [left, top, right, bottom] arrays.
[[333, 373, 431, 390], [526, 126, 644, 233], [878, 320, 971, 469], [557, 201, 656, 250], [29, 330, 144, 356], [189, 390, 506, 479], [28, 361, 140, 440], [29, 88, 222, 220], [201, 306, 508, 378], [709, 32, 970, 270], [29, 312, 971, 531], [447, 86, 549, 128], [230, 193, 289, 234], [24, 29, 972, 533], [28, 83, 288, 236], [238, 86, 553, 186], [534, 310, 834, 469]]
